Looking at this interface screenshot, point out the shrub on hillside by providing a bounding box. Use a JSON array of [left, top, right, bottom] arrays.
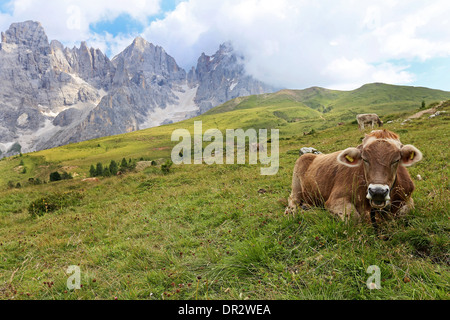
[[28, 192, 83, 217], [61, 171, 73, 180], [420, 100, 426, 109], [28, 178, 43, 185], [49, 171, 61, 182], [161, 160, 173, 174], [49, 171, 72, 182]]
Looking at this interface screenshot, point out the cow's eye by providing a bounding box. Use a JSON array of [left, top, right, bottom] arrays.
[[363, 159, 369, 164], [391, 159, 400, 165]]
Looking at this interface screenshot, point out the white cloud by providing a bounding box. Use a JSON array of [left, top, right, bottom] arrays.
[[324, 58, 415, 90], [370, 1, 450, 61], [324, 58, 373, 89], [1, 0, 450, 90], [0, 0, 161, 46], [141, 0, 450, 90], [372, 63, 416, 84]]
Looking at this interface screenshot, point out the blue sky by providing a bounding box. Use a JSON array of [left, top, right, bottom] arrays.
[[1, 0, 450, 91], [90, 14, 146, 38], [90, 1, 181, 37], [407, 57, 450, 91], [0, 1, 12, 14]]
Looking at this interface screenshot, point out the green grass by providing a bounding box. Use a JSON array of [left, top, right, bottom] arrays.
[[206, 83, 450, 115], [0, 86, 449, 300]]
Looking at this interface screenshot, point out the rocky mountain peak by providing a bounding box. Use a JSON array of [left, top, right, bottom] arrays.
[[0, 21, 275, 158], [1, 20, 50, 55], [50, 39, 64, 51], [131, 36, 150, 49], [79, 41, 90, 50], [218, 41, 233, 54], [115, 36, 154, 60], [192, 42, 275, 113], [114, 36, 185, 83]]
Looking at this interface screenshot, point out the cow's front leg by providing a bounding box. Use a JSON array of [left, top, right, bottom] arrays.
[[285, 172, 304, 216], [285, 193, 299, 215], [325, 198, 361, 222], [286, 189, 303, 216], [394, 197, 415, 218]]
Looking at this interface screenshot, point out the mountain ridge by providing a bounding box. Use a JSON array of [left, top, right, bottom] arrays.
[[0, 20, 276, 158], [205, 82, 450, 117]]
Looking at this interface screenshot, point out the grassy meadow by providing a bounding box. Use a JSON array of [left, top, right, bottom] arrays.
[[0, 84, 449, 300]]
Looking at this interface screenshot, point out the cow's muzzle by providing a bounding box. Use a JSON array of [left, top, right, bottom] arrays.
[[366, 184, 390, 209]]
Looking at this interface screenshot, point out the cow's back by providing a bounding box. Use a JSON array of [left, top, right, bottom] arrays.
[[296, 151, 348, 205]]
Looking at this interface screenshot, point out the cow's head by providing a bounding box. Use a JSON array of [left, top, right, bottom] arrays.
[[378, 118, 383, 127], [337, 130, 422, 209]]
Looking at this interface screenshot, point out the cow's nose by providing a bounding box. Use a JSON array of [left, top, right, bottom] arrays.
[[367, 184, 390, 200], [368, 187, 389, 197]]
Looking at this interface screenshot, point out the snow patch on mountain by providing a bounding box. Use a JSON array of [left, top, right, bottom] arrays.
[[141, 85, 199, 128]]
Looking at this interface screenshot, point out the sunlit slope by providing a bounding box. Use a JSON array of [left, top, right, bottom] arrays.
[[207, 82, 450, 118], [1, 82, 449, 187]]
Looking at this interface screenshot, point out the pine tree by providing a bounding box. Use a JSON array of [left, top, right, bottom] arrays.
[[120, 158, 128, 170], [109, 160, 118, 176], [103, 166, 111, 177], [90, 165, 96, 177], [96, 162, 103, 177]]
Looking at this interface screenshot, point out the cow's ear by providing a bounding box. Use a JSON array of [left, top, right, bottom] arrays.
[[401, 145, 423, 167], [337, 148, 362, 167]]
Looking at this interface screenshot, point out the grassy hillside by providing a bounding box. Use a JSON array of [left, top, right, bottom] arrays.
[[2, 83, 450, 188], [0, 84, 449, 300], [208, 82, 450, 116]]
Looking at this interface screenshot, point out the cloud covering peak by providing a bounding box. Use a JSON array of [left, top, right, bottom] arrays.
[[1, 0, 450, 90]]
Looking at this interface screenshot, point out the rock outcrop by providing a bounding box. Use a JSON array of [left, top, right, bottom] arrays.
[[191, 42, 274, 114]]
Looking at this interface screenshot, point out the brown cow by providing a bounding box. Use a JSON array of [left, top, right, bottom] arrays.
[[357, 114, 383, 131], [250, 142, 265, 153], [285, 130, 422, 223]]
